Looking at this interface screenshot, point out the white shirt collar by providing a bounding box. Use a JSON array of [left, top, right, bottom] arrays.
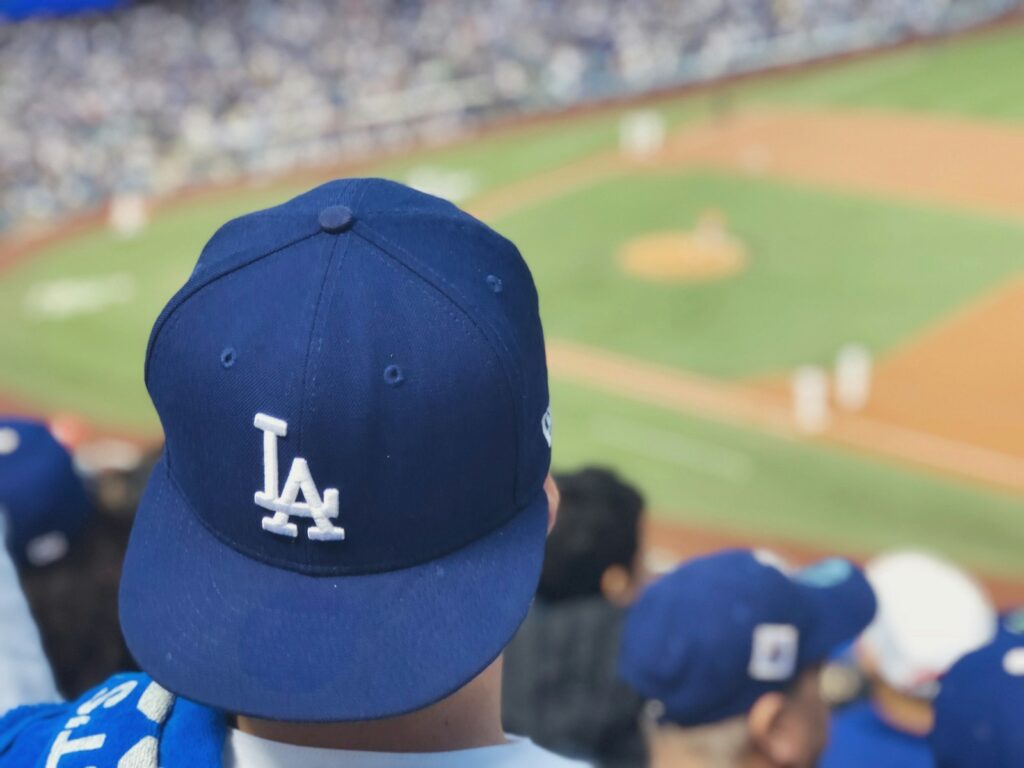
[[223, 728, 589, 768]]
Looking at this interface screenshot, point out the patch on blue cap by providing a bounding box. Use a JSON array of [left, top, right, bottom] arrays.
[[793, 558, 853, 588], [749, 623, 799, 681], [1003, 608, 1024, 636]]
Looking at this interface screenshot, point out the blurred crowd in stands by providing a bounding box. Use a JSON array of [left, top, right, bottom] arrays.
[[0, 0, 1018, 232]]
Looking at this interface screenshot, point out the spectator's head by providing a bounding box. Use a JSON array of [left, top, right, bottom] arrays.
[[0, 417, 91, 568], [77, 441, 162, 523], [118, 178, 553, 728], [857, 550, 996, 735], [619, 549, 876, 768], [930, 637, 1024, 768], [15, 444, 158, 697], [537, 466, 645, 605]]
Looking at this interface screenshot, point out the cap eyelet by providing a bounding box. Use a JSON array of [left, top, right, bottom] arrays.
[[221, 347, 237, 368], [485, 274, 503, 294], [383, 364, 404, 386]]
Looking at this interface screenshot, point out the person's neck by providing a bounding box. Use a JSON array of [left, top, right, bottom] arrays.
[[649, 725, 763, 768], [235, 657, 507, 753], [871, 681, 933, 736], [650, 746, 770, 768]]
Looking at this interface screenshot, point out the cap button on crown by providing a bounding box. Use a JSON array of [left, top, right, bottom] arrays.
[[318, 205, 354, 234]]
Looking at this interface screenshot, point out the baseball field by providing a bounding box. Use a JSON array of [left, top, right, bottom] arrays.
[[2, 25, 1023, 585]]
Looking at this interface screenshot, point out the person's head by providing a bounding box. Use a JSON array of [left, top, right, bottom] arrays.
[[117, 178, 554, 727], [641, 666, 829, 768], [79, 442, 163, 523], [537, 466, 645, 606], [857, 550, 995, 735], [0, 417, 92, 569], [619, 550, 877, 768], [930, 638, 1024, 768], [0, 418, 146, 697], [14, 441, 159, 697]]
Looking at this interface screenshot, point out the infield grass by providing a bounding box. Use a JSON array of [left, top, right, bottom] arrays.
[[552, 380, 1024, 576]]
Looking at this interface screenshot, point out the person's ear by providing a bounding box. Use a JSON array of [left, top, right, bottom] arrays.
[[748, 691, 801, 766], [544, 473, 560, 534], [855, 638, 879, 678], [600, 564, 634, 606]]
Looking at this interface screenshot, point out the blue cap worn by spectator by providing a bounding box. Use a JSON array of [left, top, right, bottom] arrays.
[[0, 418, 91, 567], [0, 178, 583, 768], [619, 549, 875, 768], [122, 176, 553, 720], [930, 637, 1024, 768], [620, 549, 876, 726]]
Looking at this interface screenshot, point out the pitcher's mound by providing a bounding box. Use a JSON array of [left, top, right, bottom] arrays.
[[620, 209, 747, 282]]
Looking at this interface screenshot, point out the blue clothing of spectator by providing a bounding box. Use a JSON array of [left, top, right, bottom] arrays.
[[820, 700, 933, 768]]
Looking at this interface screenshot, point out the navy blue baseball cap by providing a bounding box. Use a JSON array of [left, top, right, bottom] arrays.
[[119, 178, 552, 722], [618, 549, 876, 726], [930, 637, 1024, 767], [0, 417, 92, 566]]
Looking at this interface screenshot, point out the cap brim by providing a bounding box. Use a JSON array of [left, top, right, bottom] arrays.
[[793, 559, 877, 664], [120, 456, 547, 722]]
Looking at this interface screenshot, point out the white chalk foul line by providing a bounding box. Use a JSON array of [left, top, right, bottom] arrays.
[[23, 272, 136, 320], [549, 338, 1024, 494], [589, 414, 754, 483]]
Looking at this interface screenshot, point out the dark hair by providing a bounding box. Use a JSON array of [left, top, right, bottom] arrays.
[[537, 467, 644, 603], [17, 447, 160, 698]]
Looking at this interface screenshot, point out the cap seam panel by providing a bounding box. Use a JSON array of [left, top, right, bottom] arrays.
[[145, 229, 320, 392], [357, 208, 521, 258], [300, 183, 366, 452], [351, 223, 524, 504], [296, 237, 342, 456]]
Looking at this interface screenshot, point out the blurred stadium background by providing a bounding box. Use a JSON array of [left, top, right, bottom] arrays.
[[1, 0, 1023, 598]]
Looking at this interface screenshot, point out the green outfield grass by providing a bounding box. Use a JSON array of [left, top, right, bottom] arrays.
[[552, 381, 1024, 576], [2, 25, 1022, 571]]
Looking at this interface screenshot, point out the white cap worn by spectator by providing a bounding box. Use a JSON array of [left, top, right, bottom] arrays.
[[859, 550, 996, 699]]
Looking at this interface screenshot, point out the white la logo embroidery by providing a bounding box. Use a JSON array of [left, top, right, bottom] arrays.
[[253, 412, 345, 541]]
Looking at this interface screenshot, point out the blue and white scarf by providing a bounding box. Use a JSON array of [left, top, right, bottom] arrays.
[[0, 673, 225, 767]]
